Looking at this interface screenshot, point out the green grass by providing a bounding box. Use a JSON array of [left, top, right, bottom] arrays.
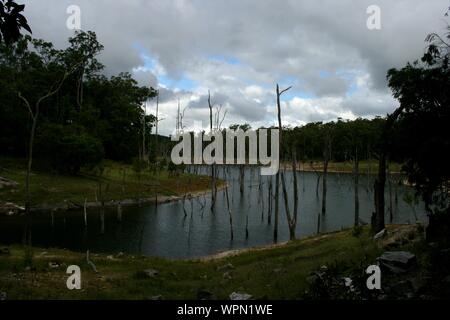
[[0, 226, 407, 300], [0, 157, 220, 207], [299, 160, 403, 174]]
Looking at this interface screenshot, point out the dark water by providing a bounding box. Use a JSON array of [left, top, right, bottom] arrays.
[[0, 166, 427, 259]]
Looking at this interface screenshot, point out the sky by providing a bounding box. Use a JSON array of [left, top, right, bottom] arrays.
[[24, 0, 450, 135]]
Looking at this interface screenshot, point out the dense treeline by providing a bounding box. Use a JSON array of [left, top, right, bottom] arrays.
[[281, 117, 385, 162], [0, 31, 157, 173]]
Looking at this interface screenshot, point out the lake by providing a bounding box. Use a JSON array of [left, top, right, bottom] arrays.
[[0, 166, 427, 259]]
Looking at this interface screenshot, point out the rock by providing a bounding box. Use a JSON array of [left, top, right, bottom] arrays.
[[48, 262, 60, 269], [223, 271, 232, 280], [0, 292, 6, 301], [106, 255, 118, 261], [0, 202, 25, 216], [377, 251, 417, 274], [217, 263, 235, 272], [143, 268, 159, 278], [374, 229, 387, 240], [229, 292, 252, 300], [0, 247, 10, 255], [149, 295, 162, 300], [343, 277, 352, 287], [0, 176, 18, 189], [116, 252, 124, 258]]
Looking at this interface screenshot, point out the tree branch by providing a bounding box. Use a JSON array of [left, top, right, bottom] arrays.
[[279, 86, 292, 96], [17, 92, 34, 119]]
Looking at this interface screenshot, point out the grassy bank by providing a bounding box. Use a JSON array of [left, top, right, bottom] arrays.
[[0, 225, 430, 300], [0, 157, 221, 208], [287, 160, 403, 174]]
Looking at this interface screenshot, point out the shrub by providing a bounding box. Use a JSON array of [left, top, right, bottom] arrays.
[[36, 123, 104, 174]]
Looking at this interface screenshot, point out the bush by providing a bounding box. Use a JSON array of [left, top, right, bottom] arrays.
[[352, 225, 363, 237], [132, 158, 148, 178], [167, 161, 184, 176], [36, 123, 104, 174]]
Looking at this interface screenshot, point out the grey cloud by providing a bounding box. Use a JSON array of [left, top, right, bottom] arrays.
[[22, 0, 449, 131]]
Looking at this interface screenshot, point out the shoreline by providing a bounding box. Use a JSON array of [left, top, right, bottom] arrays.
[[0, 183, 228, 215], [281, 162, 402, 175], [0, 224, 426, 300]]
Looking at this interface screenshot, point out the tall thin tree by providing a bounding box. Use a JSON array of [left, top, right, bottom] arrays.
[[274, 83, 292, 241]]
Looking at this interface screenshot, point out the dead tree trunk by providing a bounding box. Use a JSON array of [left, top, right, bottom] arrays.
[[372, 105, 405, 233], [354, 147, 360, 226], [281, 155, 299, 241], [309, 161, 322, 198], [274, 84, 292, 242], [388, 162, 393, 223], [292, 153, 299, 239], [267, 176, 272, 225], [142, 101, 147, 162], [259, 173, 264, 222], [225, 185, 234, 240], [239, 165, 245, 195], [18, 65, 78, 247], [321, 139, 330, 215], [155, 89, 159, 162], [208, 91, 216, 211]]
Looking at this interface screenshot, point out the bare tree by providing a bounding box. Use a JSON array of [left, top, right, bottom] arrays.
[[292, 153, 299, 238], [18, 62, 81, 246], [274, 83, 292, 241], [281, 156, 299, 240], [353, 146, 360, 226], [372, 106, 406, 233], [208, 90, 216, 211], [225, 184, 234, 240], [321, 131, 332, 216], [142, 101, 147, 162], [309, 161, 322, 198], [387, 161, 393, 223], [267, 176, 272, 225]]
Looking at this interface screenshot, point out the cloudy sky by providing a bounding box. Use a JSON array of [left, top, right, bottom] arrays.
[[25, 0, 449, 135]]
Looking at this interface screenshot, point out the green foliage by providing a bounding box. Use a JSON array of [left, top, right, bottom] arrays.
[[0, 32, 158, 170], [167, 161, 185, 175], [0, 0, 31, 44], [387, 27, 450, 214], [35, 123, 104, 174], [132, 158, 147, 177], [282, 118, 385, 162]]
